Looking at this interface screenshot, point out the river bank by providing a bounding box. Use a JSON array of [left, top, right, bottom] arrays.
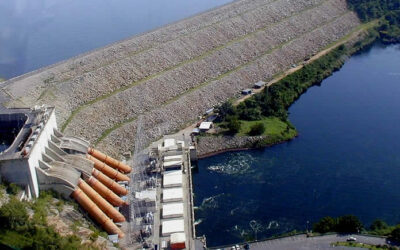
[[195, 21, 381, 158], [193, 41, 400, 247], [197, 134, 298, 158]]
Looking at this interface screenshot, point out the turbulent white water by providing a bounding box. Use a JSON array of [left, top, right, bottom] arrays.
[[207, 152, 255, 175]]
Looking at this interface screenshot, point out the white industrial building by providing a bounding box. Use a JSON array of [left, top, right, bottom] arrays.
[[163, 170, 183, 188], [162, 187, 183, 203], [199, 121, 213, 132], [162, 203, 184, 218], [161, 219, 185, 236]]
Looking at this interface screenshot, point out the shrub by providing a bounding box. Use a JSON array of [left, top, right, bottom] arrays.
[[216, 101, 236, 122], [0, 197, 29, 230], [390, 225, 400, 243], [336, 215, 363, 233], [6, 183, 20, 195], [226, 116, 241, 134], [248, 123, 265, 136], [313, 216, 337, 233], [370, 219, 388, 231]]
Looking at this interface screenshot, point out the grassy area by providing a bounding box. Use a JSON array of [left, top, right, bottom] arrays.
[[332, 241, 396, 249], [213, 116, 297, 149], [237, 117, 296, 138]]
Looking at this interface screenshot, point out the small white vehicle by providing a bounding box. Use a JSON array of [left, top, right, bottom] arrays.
[[346, 236, 357, 242]]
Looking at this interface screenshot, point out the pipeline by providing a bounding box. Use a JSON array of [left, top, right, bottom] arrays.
[[88, 147, 132, 173], [92, 169, 128, 196], [77, 179, 125, 223], [71, 188, 124, 238], [87, 154, 130, 182], [86, 176, 127, 207]]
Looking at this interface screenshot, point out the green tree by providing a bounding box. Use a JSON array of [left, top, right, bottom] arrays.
[[336, 215, 363, 233], [313, 216, 337, 233], [390, 225, 400, 242], [226, 116, 241, 134], [0, 197, 29, 230], [216, 101, 236, 122], [248, 123, 266, 136], [369, 219, 388, 231], [6, 183, 20, 195]]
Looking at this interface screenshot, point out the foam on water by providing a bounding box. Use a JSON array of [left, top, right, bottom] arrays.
[[199, 193, 224, 210], [207, 152, 255, 175]]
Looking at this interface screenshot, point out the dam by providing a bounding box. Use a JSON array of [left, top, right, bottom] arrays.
[[0, 0, 372, 248], [1, 0, 362, 158]]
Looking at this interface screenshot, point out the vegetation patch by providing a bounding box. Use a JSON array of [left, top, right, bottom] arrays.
[[348, 0, 400, 43], [332, 241, 398, 249], [212, 43, 353, 147], [313, 215, 400, 244], [0, 185, 99, 249]]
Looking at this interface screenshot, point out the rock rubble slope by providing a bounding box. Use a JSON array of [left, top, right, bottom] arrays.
[[2, 0, 361, 156]]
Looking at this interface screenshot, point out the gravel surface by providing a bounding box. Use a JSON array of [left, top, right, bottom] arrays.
[[248, 234, 389, 250]]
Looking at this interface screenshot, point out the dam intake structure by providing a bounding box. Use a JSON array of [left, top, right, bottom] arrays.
[[0, 0, 362, 157], [0, 106, 131, 238]]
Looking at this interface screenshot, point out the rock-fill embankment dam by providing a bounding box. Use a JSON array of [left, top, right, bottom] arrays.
[[1, 0, 361, 156]]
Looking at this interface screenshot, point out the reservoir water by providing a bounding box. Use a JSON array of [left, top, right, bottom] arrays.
[[193, 43, 400, 247], [0, 0, 232, 79]]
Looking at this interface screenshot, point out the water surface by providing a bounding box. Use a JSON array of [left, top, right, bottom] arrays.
[[0, 0, 232, 79], [193, 43, 400, 247]]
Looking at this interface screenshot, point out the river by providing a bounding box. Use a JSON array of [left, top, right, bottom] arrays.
[[193, 43, 400, 247], [0, 0, 232, 79]]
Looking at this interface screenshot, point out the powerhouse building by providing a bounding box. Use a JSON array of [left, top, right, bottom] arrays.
[[0, 106, 131, 238]]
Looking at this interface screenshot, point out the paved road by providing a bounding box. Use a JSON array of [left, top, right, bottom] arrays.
[[248, 234, 388, 250]]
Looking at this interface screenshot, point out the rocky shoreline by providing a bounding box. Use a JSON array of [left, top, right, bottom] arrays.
[[196, 134, 298, 158]]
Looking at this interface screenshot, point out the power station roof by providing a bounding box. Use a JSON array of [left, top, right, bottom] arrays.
[[164, 155, 183, 162], [163, 171, 182, 187], [162, 188, 183, 202], [163, 160, 182, 168], [161, 219, 185, 236], [170, 232, 186, 244], [162, 203, 184, 218], [164, 138, 176, 148]]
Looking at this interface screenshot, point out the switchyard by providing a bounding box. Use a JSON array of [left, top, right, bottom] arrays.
[[123, 133, 198, 249]]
